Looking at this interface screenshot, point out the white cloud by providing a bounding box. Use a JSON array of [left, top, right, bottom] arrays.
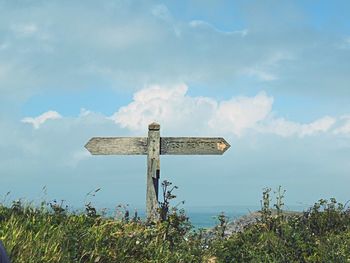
[[241, 52, 294, 81], [22, 111, 62, 129], [299, 117, 336, 136], [110, 84, 339, 138], [261, 116, 336, 137], [189, 20, 248, 36], [110, 84, 217, 133], [242, 68, 277, 81], [18, 88, 336, 138], [209, 92, 273, 136], [79, 108, 92, 117], [333, 116, 350, 135]]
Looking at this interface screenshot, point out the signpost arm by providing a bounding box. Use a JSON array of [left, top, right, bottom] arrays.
[[146, 122, 160, 220]]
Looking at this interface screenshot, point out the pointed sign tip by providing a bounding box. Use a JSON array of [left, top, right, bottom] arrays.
[[84, 145, 91, 154], [220, 138, 231, 154], [84, 138, 94, 155]]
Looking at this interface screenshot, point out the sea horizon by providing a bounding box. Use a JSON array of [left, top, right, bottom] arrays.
[[88, 204, 309, 228]]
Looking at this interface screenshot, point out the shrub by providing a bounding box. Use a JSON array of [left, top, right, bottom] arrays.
[[212, 188, 350, 262]]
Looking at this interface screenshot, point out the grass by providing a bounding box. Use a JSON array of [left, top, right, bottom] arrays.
[[0, 186, 350, 262]]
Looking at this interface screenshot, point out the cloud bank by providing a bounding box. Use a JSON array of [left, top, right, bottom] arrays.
[[108, 84, 337, 137], [1, 0, 350, 101], [23, 84, 350, 140]]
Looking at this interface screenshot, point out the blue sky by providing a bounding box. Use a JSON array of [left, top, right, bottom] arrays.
[[1, 0, 350, 211]]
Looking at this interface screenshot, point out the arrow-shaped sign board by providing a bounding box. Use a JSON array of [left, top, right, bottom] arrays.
[[85, 137, 230, 155], [85, 137, 148, 155], [160, 137, 230, 155]]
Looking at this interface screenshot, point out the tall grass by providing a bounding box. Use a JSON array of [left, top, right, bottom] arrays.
[[0, 200, 206, 262], [0, 186, 349, 262]]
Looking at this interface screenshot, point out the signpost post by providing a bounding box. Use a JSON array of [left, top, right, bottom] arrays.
[[85, 122, 230, 220]]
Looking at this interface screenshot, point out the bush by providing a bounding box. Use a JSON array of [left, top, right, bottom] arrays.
[[212, 188, 350, 262]]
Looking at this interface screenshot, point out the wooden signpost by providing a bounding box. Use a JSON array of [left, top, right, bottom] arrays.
[[85, 122, 230, 220]]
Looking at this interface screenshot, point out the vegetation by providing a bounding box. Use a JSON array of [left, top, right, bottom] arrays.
[[0, 184, 350, 262], [212, 188, 350, 262]]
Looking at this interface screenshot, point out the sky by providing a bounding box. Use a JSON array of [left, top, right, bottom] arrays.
[[1, 0, 350, 212]]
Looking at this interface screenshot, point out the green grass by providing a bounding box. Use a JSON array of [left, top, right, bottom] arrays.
[[0, 188, 350, 262]]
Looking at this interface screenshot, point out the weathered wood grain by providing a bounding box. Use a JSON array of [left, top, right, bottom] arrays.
[[146, 123, 160, 221], [85, 137, 147, 155], [160, 137, 230, 155]]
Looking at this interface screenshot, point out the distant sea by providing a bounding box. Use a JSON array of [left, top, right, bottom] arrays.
[[101, 205, 307, 228]]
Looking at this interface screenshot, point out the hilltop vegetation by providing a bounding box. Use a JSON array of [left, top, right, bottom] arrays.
[[0, 186, 350, 262]]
